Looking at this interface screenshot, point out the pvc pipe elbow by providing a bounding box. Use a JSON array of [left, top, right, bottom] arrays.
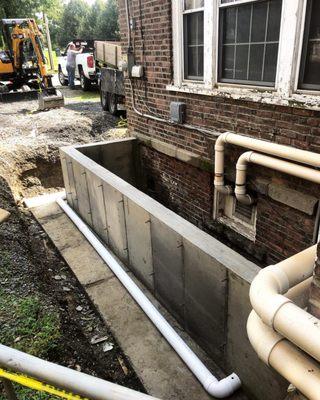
[[215, 185, 233, 195], [204, 374, 241, 398], [235, 192, 255, 205], [250, 267, 291, 327]]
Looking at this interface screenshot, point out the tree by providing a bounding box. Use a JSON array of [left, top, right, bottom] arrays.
[[78, 0, 103, 40], [56, 0, 89, 47], [95, 0, 120, 41], [0, 0, 60, 19]]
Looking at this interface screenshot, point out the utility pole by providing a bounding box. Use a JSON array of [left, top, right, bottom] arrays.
[[43, 13, 54, 71]]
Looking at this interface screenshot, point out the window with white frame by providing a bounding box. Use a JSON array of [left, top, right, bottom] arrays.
[[218, 0, 282, 86], [172, 0, 319, 97], [183, 0, 204, 80], [299, 0, 320, 90]]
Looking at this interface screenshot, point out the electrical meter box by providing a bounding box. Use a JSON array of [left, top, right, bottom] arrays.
[[170, 102, 186, 124]]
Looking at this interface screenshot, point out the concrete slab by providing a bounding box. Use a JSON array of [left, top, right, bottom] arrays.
[[30, 199, 247, 400]]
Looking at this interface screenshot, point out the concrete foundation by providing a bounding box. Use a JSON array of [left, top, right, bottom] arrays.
[[59, 138, 288, 400]]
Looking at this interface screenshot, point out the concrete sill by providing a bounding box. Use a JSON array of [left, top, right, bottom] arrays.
[[166, 84, 320, 111]]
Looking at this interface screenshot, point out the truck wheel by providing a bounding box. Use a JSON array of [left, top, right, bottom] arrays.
[[80, 71, 91, 91], [108, 93, 118, 115], [58, 67, 68, 86], [100, 90, 109, 111]]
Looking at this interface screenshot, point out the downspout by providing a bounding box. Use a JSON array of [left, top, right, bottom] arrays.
[[56, 197, 241, 398], [235, 151, 320, 205]]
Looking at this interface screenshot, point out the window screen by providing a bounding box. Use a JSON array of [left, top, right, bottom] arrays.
[[299, 0, 320, 90], [183, 2, 204, 80], [219, 0, 282, 86]]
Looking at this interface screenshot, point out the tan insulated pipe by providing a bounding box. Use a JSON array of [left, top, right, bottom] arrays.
[[235, 151, 320, 205], [214, 131, 320, 195], [247, 311, 320, 400], [249, 245, 320, 363]]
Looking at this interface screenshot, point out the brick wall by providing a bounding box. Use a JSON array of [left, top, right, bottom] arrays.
[[118, 0, 320, 265]]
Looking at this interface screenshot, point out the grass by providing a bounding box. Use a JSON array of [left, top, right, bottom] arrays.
[[0, 386, 60, 400], [0, 278, 61, 400], [0, 291, 61, 358]]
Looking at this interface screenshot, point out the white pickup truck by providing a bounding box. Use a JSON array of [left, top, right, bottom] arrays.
[[57, 40, 98, 91]]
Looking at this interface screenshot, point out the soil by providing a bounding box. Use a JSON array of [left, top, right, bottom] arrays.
[[0, 84, 144, 397]]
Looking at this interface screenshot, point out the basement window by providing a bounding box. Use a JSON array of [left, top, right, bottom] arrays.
[[215, 193, 257, 241]]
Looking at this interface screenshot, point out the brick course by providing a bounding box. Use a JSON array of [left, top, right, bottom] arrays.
[[118, 0, 320, 265]]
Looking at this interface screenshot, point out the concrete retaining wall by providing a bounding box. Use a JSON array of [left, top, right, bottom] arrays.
[[60, 138, 288, 400]]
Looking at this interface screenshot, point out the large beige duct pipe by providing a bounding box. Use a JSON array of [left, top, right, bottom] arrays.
[[235, 151, 320, 205], [247, 311, 320, 400], [250, 245, 320, 364], [214, 132, 320, 194]]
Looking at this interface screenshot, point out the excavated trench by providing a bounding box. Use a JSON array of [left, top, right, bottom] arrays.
[[0, 93, 143, 398]]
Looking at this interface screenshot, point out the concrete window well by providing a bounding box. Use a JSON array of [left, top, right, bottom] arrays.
[[60, 138, 289, 400]]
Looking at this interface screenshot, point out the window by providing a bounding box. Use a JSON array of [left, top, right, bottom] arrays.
[[219, 0, 282, 86], [215, 193, 257, 241], [299, 0, 320, 90], [183, 0, 204, 80]]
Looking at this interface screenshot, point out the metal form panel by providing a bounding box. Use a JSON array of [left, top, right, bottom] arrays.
[[60, 154, 73, 207], [103, 182, 128, 263], [124, 198, 154, 291], [72, 161, 93, 226], [151, 216, 185, 323], [86, 170, 109, 245], [65, 155, 79, 212], [183, 238, 227, 362]]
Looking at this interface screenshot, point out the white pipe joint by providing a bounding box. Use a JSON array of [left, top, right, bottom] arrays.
[[204, 374, 241, 398], [247, 311, 284, 365], [250, 266, 291, 327], [214, 134, 233, 195]]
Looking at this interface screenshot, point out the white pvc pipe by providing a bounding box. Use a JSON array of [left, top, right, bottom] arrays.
[[247, 311, 320, 400], [235, 151, 320, 204], [214, 131, 320, 194], [0, 344, 160, 400], [56, 197, 241, 398], [250, 245, 320, 363], [216, 132, 320, 168]]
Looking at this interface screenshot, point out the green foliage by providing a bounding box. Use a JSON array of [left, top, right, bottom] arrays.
[[56, 0, 90, 47], [0, 0, 61, 20], [0, 385, 59, 400], [57, 0, 120, 47], [0, 290, 61, 358], [95, 0, 120, 41]]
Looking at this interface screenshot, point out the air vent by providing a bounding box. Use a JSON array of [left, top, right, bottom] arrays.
[[234, 200, 254, 222]]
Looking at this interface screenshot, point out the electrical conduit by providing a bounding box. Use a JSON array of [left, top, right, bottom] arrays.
[[56, 196, 241, 398]]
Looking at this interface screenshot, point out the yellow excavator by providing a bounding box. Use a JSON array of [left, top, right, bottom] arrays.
[[0, 18, 64, 110]]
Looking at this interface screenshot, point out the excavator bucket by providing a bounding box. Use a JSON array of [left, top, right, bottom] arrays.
[[38, 87, 64, 111]]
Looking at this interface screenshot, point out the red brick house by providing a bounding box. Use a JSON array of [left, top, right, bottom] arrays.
[[115, 2, 320, 397], [117, 0, 320, 268]]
